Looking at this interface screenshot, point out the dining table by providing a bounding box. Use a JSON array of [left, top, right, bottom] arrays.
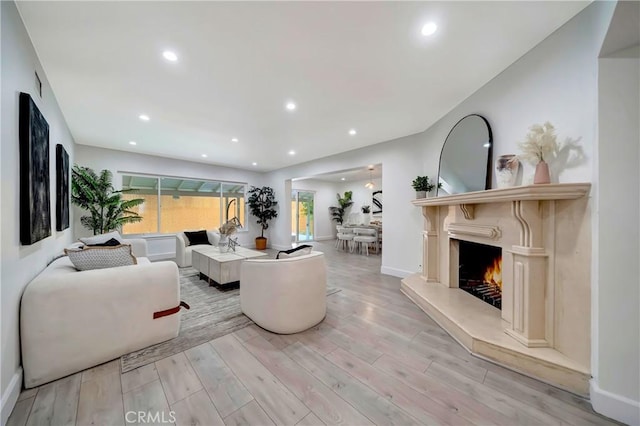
[[344, 224, 382, 254]]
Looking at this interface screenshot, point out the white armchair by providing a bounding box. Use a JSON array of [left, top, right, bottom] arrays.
[[175, 230, 220, 267], [240, 252, 327, 334]]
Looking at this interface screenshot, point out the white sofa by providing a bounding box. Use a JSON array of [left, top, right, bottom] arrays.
[[175, 230, 220, 267], [21, 239, 181, 388], [240, 252, 327, 334]]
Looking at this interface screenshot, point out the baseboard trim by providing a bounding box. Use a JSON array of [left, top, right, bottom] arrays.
[[1, 367, 23, 425], [380, 266, 414, 278], [590, 379, 640, 425], [148, 252, 175, 261]]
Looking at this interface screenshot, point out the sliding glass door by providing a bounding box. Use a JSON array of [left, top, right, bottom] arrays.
[[291, 190, 315, 243]]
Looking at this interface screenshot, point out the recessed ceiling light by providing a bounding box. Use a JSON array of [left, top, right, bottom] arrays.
[[231, 138, 239, 143], [341, 177, 346, 181], [139, 114, 150, 121], [162, 50, 178, 62], [288, 150, 296, 156], [201, 154, 208, 158], [285, 101, 297, 111], [252, 162, 258, 166], [129, 141, 137, 145], [421, 22, 438, 36], [349, 129, 357, 136], [483, 142, 491, 148]]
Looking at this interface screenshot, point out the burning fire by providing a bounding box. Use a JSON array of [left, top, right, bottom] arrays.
[[483, 256, 502, 291]]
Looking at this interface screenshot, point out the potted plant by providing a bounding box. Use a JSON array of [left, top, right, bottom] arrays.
[[412, 176, 440, 198], [247, 186, 278, 250], [329, 191, 353, 225], [71, 165, 145, 235], [361, 205, 371, 225]]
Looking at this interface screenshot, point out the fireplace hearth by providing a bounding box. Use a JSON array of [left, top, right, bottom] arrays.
[[458, 240, 502, 309]]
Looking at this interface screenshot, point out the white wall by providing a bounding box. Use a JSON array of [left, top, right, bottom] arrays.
[[75, 145, 266, 258], [591, 44, 640, 426], [1, 1, 76, 421], [416, 2, 616, 187], [337, 178, 382, 223], [291, 179, 340, 241]]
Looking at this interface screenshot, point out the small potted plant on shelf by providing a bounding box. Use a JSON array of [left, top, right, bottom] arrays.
[[412, 176, 440, 198], [361, 205, 371, 225], [247, 186, 278, 250]]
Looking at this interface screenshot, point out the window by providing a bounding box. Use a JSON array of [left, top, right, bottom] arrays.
[[121, 174, 246, 235]]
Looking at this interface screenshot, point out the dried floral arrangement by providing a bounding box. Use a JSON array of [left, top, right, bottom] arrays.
[[518, 122, 559, 165], [219, 217, 242, 237]]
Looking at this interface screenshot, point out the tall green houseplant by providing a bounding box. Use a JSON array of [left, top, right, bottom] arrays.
[[329, 191, 353, 224], [247, 186, 278, 250], [71, 165, 145, 235]]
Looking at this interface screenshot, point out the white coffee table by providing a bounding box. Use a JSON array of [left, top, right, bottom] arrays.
[[191, 246, 268, 286]]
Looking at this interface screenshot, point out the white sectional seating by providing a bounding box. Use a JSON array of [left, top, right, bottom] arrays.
[[20, 237, 181, 388]]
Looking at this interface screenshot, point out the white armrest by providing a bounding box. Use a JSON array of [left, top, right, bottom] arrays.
[[207, 230, 220, 246], [175, 233, 188, 267], [123, 238, 148, 257]]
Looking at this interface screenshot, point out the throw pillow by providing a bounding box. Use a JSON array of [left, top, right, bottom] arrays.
[[184, 230, 210, 246], [276, 245, 313, 259], [79, 231, 124, 246], [86, 237, 121, 247], [64, 245, 137, 271]]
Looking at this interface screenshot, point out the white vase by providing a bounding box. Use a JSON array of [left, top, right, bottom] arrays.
[[496, 154, 520, 188], [362, 213, 371, 225]]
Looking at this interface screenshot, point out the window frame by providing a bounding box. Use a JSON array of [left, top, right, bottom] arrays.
[[119, 171, 249, 237]]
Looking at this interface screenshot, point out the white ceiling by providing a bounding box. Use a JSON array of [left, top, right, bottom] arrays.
[[294, 164, 383, 183], [17, 1, 589, 172]]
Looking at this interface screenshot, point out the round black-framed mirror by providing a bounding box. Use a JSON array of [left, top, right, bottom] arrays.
[[436, 114, 493, 196]]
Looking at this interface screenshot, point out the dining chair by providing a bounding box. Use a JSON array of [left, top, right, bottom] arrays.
[[353, 228, 377, 255], [336, 226, 355, 252]]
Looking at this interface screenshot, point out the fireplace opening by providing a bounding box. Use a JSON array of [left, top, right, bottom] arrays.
[[458, 240, 502, 309]]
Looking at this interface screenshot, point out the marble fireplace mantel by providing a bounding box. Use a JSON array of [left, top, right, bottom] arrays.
[[401, 183, 592, 395]]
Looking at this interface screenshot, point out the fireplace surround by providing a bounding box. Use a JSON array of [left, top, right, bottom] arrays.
[[401, 183, 592, 395]]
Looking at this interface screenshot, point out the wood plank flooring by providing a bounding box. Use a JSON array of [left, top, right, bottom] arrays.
[[8, 241, 619, 426]]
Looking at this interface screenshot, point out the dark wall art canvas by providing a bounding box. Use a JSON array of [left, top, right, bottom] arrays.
[[20, 92, 51, 245], [56, 144, 70, 231], [372, 190, 383, 214]]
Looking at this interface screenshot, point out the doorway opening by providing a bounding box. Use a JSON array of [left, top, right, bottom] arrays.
[[291, 190, 315, 243]]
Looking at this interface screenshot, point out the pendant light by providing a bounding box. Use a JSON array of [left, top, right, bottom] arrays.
[[364, 166, 375, 189]]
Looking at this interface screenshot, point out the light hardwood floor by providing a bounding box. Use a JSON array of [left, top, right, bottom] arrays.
[[8, 241, 619, 426]]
